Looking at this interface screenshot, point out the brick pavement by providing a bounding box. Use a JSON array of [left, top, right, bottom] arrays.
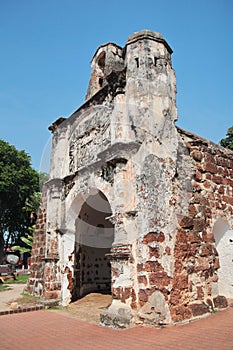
[[0, 308, 232, 350]]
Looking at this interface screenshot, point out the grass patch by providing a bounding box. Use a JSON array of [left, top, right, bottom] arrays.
[[15, 293, 40, 305], [0, 284, 12, 292], [6, 274, 29, 284], [48, 306, 61, 310]]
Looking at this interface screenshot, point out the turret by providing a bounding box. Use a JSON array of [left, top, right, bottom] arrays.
[[124, 30, 178, 148], [85, 43, 124, 100]]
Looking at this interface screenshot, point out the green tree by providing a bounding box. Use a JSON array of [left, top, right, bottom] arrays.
[[39, 171, 49, 189], [0, 139, 39, 263], [12, 226, 34, 254], [220, 126, 233, 150], [23, 191, 41, 224]]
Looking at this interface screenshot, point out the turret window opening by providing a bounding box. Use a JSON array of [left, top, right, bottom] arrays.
[[98, 52, 106, 69], [135, 57, 139, 68]]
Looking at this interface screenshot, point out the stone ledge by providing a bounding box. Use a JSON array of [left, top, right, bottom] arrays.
[[106, 244, 132, 260], [126, 30, 173, 54], [42, 255, 59, 262], [39, 298, 61, 308]]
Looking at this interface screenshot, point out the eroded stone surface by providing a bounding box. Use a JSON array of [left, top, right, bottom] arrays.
[[27, 30, 233, 328]]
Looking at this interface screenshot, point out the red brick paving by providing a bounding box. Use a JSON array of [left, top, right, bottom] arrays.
[[0, 308, 233, 350]]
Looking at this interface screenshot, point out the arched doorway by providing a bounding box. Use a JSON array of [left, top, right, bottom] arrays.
[[213, 218, 233, 298], [72, 189, 114, 300]]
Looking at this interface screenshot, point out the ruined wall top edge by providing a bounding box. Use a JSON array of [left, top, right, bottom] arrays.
[[90, 42, 123, 64], [126, 30, 173, 54]]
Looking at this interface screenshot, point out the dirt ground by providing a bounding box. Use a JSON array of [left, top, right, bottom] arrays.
[[0, 284, 112, 324], [58, 293, 112, 324], [0, 284, 27, 311], [2, 285, 233, 330]]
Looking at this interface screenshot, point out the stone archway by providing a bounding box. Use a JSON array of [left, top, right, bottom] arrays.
[[213, 218, 233, 298], [72, 189, 114, 300]]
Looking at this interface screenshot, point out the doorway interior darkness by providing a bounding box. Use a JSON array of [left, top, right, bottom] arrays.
[[72, 190, 114, 300]]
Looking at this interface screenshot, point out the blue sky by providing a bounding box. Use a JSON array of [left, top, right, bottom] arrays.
[[0, 0, 232, 171]]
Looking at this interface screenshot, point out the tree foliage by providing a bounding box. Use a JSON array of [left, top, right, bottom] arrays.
[[12, 226, 34, 254], [39, 171, 49, 188], [0, 139, 40, 263], [220, 126, 233, 150]]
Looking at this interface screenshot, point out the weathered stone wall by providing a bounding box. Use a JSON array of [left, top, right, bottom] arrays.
[[171, 128, 232, 321], [27, 189, 47, 296], [28, 30, 233, 328], [105, 129, 233, 327]]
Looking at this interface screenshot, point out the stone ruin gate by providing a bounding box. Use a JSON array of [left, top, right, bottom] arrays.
[[27, 30, 233, 328]]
